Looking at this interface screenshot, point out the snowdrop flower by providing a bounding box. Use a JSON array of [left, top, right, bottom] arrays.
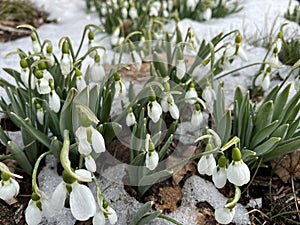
[[227, 147, 250, 186], [212, 155, 227, 189], [20, 58, 35, 89], [161, 93, 179, 120], [185, 82, 198, 104], [197, 141, 216, 176], [149, 1, 161, 17], [126, 108, 136, 126], [35, 70, 51, 95], [176, 59, 186, 80], [75, 68, 87, 92], [0, 163, 22, 201], [36, 103, 44, 125], [75, 124, 106, 155], [42, 42, 55, 66], [255, 67, 271, 91], [25, 192, 53, 225], [145, 134, 159, 170], [202, 82, 216, 112], [49, 89, 61, 113], [121, 7, 128, 18], [89, 53, 106, 83], [111, 27, 122, 46], [202, 8, 212, 21], [93, 197, 117, 225], [50, 171, 96, 221], [147, 88, 162, 123], [191, 103, 203, 129], [114, 72, 127, 98], [129, 5, 138, 19], [31, 32, 41, 53], [215, 206, 235, 224], [60, 40, 73, 76], [187, 0, 198, 11]]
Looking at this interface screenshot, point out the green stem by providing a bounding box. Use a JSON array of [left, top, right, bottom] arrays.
[[158, 214, 183, 225], [32, 151, 52, 194], [225, 185, 241, 208], [215, 62, 265, 80]]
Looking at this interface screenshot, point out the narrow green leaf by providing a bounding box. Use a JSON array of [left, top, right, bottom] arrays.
[[254, 137, 281, 156], [263, 136, 300, 161], [137, 211, 161, 225], [9, 112, 51, 148], [158, 134, 173, 160], [272, 83, 291, 120], [43, 102, 60, 137], [101, 122, 122, 145], [153, 52, 167, 77], [99, 89, 112, 122], [285, 117, 300, 139], [217, 110, 231, 145], [254, 101, 274, 134], [270, 124, 289, 140], [129, 201, 153, 225], [250, 120, 279, 148], [0, 127, 10, 144], [60, 88, 77, 137], [7, 141, 32, 174]]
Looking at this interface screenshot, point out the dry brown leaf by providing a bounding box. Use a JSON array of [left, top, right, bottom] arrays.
[[271, 150, 300, 183]]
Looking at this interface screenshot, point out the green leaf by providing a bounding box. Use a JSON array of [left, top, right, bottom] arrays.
[[2, 68, 22, 84], [0, 127, 10, 144], [285, 117, 300, 139], [158, 134, 173, 160], [214, 83, 225, 123], [43, 102, 60, 137], [153, 52, 167, 77], [60, 88, 77, 137], [250, 120, 279, 148], [254, 100, 274, 134], [272, 83, 291, 120], [99, 89, 112, 122], [9, 113, 51, 149], [7, 141, 32, 174], [254, 137, 281, 156], [217, 110, 232, 145], [101, 122, 122, 145], [50, 137, 63, 159], [270, 124, 289, 140], [137, 211, 161, 225], [129, 201, 153, 225], [263, 136, 300, 161]]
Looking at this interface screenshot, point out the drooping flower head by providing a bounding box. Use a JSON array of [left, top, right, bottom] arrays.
[[212, 154, 227, 189], [89, 53, 106, 84], [191, 103, 203, 129], [0, 162, 22, 202], [147, 88, 162, 123], [75, 67, 87, 92], [145, 134, 159, 171], [88, 29, 97, 58], [227, 146, 250, 186], [93, 197, 118, 225], [60, 40, 73, 76], [185, 82, 198, 104], [31, 32, 41, 53], [114, 72, 127, 99], [197, 140, 216, 176], [126, 107, 136, 127], [20, 58, 35, 89]]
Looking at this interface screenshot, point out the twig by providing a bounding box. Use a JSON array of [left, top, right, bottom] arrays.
[[0, 24, 30, 35], [291, 175, 300, 221]]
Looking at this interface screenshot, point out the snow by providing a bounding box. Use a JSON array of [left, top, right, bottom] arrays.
[[0, 0, 299, 224]]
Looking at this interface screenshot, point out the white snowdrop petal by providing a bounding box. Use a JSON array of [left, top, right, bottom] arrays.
[[145, 151, 159, 171], [191, 110, 203, 129], [93, 211, 106, 225], [25, 200, 43, 225], [215, 207, 235, 224], [49, 91, 61, 113], [160, 96, 169, 113], [60, 54, 73, 76], [50, 182, 67, 210], [212, 167, 227, 189], [107, 206, 118, 224], [85, 155, 97, 172], [91, 127, 106, 153], [76, 77, 87, 92], [78, 139, 93, 155], [197, 154, 216, 176], [0, 179, 19, 201], [185, 88, 198, 104], [202, 8, 212, 21], [70, 183, 96, 221], [126, 112, 136, 127], [169, 103, 179, 120], [90, 63, 105, 83], [227, 161, 250, 186], [176, 59, 186, 80], [37, 78, 51, 94], [75, 169, 93, 179], [37, 108, 44, 125], [147, 101, 162, 123]]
